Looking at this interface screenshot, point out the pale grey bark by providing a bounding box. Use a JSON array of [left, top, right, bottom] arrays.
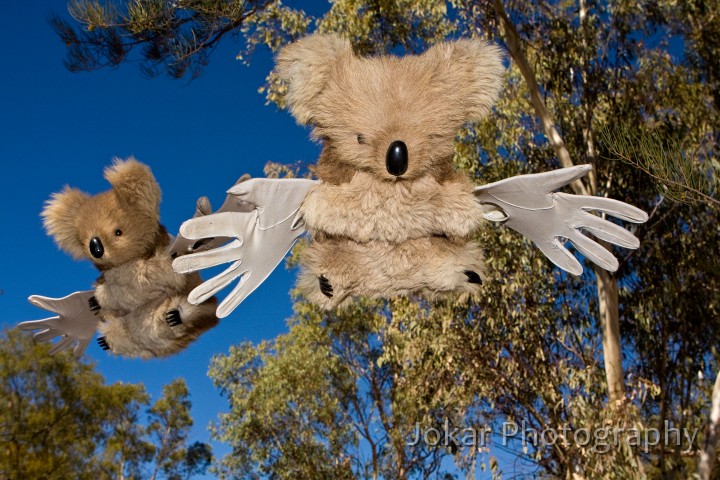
[[491, 0, 625, 402], [698, 372, 720, 479]]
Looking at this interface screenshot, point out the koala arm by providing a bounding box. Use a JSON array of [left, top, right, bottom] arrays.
[[173, 177, 317, 318], [473, 165, 649, 275], [19, 290, 100, 357]]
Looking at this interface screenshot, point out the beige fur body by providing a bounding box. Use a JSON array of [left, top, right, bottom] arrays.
[[276, 34, 505, 307], [43, 158, 218, 358], [95, 236, 218, 359], [300, 171, 484, 243]]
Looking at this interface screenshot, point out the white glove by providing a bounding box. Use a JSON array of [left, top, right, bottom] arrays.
[[19, 290, 99, 357], [172, 178, 317, 318], [474, 165, 649, 275], [168, 175, 254, 258]]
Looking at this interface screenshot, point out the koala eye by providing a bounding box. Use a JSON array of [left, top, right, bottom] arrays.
[[115, 229, 123, 236], [357, 134, 366, 145]]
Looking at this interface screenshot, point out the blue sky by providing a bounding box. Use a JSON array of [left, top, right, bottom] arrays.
[[0, 3, 570, 477], [1, 1, 321, 467]]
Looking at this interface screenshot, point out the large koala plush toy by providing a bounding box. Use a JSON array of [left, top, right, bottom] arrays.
[[277, 34, 503, 307], [168, 33, 647, 316]]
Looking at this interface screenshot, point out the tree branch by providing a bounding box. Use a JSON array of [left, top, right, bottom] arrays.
[[491, 0, 588, 196]]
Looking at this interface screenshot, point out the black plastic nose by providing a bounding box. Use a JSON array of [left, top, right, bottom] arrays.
[[89, 237, 104, 259], [386, 140, 408, 176]]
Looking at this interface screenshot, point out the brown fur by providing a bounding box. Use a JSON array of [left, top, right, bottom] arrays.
[[42, 158, 218, 358], [298, 237, 485, 309], [277, 34, 505, 306], [300, 171, 484, 243], [277, 35, 504, 184]]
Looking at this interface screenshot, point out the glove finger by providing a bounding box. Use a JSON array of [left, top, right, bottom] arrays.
[[226, 178, 316, 215], [568, 231, 619, 272], [49, 336, 75, 355], [226, 177, 259, 199], [18, 317, 60, 331], [577, 213, 640, 249], [474, 165, 591, 198], [532, 164, 592, 191], [73, 338, 91, 358], [216, 192, 256, 214], [216, 272, 255, 319], [534, 237, 584, 276], [172, 239, 243, 273], [195, 196, 212, 216], [234, 173, 252, 186], [179, 211, 255, 240], [188, 261, 246, 305], [34, 329, 60, 343], [29, 291, 95, 313], [480, 204, 509, 222], [558, 193, 649, 223], [28, 295, 60, 312]]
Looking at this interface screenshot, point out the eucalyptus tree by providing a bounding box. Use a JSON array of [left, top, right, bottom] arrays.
[[0, 329, 212, 479], [53, 1, 720, 477]]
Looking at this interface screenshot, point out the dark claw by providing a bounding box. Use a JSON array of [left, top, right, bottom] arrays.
[[166, 309, 183, 327], [319, 274, 334, 298], [88, 296, 101, 314], [464, 270, 482, 284], [97, 336, 110, 351]]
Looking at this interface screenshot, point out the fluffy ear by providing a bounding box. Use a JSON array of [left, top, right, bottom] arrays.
[[275, 33, 353, 125], [104, 157, 161, 219], [42, 186, 90, 259], [424, 39, 505, 121]]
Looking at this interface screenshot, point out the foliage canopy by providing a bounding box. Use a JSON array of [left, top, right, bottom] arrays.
[[49, 0, 720, 478], [0, 328, 212, 480]]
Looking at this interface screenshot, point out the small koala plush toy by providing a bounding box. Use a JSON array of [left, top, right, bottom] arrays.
[[24, 158, 219, 358]]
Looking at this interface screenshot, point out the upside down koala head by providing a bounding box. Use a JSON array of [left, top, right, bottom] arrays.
[[275, 33, 505, 307]]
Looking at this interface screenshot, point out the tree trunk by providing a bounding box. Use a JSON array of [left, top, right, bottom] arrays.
[[595, 267, 624, 402], [491, 0, 588, 197], [698, 371, 720, 479], [491, 0, 625, 402]]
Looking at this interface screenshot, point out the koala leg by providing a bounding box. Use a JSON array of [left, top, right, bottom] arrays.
[[171, 297, 219, 337], [98, 296, 218, 358], [179, 272, 220, 333], [97, 312, 151, 358], [298, 236, 486, 309], [144, 296, 218, 357]]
